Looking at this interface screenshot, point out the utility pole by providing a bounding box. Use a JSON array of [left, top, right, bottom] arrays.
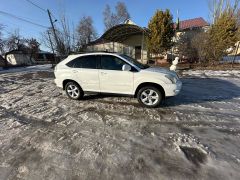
[[47, 9, 60, 55], [47, 30, 56, 66]]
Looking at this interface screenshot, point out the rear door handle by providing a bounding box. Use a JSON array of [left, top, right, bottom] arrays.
[[73, 70, 78, 73]]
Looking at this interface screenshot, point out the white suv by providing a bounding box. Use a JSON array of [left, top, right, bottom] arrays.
[[54, 52, 182, 108]]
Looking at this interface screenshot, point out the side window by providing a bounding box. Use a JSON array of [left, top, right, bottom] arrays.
[[66, 55, 98, 69], [101, 55, 126, 71]]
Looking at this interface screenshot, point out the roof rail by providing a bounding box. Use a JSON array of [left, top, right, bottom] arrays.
[[69, 51, 118, 55]]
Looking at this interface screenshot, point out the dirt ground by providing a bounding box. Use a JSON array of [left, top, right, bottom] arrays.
[[0, 69, 240, 180]]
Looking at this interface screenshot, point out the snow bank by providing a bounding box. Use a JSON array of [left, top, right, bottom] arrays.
[[182, 70, 240, 78], [0, 64, 53, 74]]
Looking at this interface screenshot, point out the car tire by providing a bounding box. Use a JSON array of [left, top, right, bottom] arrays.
[[137, 86, 162, 108], [65, 82, 83, 100]]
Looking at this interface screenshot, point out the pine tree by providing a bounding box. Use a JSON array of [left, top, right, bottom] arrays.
[[208, 10, 238, 62], [147, 9, 174, 55]]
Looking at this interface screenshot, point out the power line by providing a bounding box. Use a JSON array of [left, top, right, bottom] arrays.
[[23, 0, 73, 42], [0, 10, 76, 43], [24, 0, 47, 12], [24, 0, 58, 24], [0, 10, 49, 29]]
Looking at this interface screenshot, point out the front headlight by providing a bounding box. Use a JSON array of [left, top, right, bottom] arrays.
[[165, 74, 177, 84]]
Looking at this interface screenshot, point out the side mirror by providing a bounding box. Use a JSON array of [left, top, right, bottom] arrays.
[[122, 64, 131, 71]]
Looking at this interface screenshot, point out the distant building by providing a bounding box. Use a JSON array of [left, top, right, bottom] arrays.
[[171, 17, 209, 61], [173, 17, 209, 44], [5, 50, 35, 66], [86, 17, 209, 64], [4, 50, 55, 66], [35, 50, 55, 64], [176, 17, 209, 32], [86, 19, 149, 63], [228, 41, 240, 56], [0, 55, 8, 67]]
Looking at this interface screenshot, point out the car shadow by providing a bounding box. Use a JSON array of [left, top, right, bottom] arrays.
[[164, 77, 240, 107], [82, 93, 128, 100], [81, 77, 240, 107]]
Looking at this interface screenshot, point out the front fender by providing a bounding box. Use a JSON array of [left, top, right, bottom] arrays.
[[133, 77, 168, 94]]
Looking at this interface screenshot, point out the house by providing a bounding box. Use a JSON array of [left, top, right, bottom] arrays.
[[86, 19, 149, 63], [174, 17, 209, 45], [5, 50, 35, 66], [171, 17, 209, 60], [174, 17, 209, 41], [223, 41, 240, 63], [0, 55, 8, 67]]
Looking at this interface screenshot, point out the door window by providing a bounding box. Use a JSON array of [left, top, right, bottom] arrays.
[[101, 55, 125, 71], [66, 55, 99, 69]]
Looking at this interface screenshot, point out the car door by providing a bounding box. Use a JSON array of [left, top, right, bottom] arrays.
[[99, 55, 134, 95], [69, 55, 100, 92]]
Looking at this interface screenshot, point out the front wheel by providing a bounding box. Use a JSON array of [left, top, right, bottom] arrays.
[[137, 86, 162, 108], [65, 82, 83, 100]]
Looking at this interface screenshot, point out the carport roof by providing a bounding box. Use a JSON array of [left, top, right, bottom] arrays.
[[89, 24, 148, 45]]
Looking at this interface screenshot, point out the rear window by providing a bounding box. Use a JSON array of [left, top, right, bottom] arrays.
[[66, 55, 99, 69]]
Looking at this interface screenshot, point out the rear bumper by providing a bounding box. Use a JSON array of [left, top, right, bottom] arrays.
[[54, 78, 63, 88], [164, 80, 182, 97]]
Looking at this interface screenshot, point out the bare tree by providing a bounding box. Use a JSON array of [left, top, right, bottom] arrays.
[[191, 32, 210, 63], [76, 16, 97, 49], [103, 5, 115, 31], [25, 38, 40, 61], [103, 1, 130, 30], [5, 29, 26, 52], [209, 0, 240, 23], [59, 13, 72, 54], [115, 2, 130, 23], [42, 23, 75, 55], [41, 29, 55, 54]]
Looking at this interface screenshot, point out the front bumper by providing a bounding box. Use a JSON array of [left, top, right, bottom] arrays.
[[164, 80, 182, 97]]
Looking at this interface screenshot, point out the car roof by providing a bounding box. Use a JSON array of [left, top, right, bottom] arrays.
[[59, 52, 122, 64], [68, 52, 121, 59]]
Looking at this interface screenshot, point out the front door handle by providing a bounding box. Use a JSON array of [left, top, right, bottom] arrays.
[[101, 72, 107, 75], [73, 70, 78, 73]]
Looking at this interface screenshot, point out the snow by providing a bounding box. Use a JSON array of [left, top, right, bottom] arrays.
[[0, 68, 240, 179], [0, 64, 52, 74], [182, 69, 240, 78]]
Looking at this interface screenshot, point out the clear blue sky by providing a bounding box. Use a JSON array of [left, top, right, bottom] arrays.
[[0, 0, 211, 50]]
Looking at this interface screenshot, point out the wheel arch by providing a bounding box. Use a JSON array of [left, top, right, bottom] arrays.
[[134, 82, 165, 99], [62, 79, 82, 91]]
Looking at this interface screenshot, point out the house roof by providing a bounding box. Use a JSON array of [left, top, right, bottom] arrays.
[[88, 23, 148, 45], [176, 17, 209, 30], [5, 50, 26, 57]]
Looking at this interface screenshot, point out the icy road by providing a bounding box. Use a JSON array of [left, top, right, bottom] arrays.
[[0, 66, 240, 180]]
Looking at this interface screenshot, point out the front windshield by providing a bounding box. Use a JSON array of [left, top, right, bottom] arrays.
[[120, 54, 149, 70]]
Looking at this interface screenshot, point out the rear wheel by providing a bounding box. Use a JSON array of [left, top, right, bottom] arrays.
[[65, 82, 83, 100], [137, 86, 162, 108]]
